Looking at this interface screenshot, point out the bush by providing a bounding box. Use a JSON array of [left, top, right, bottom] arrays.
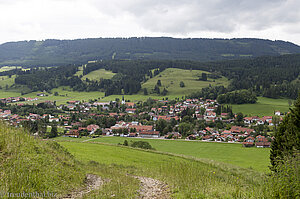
[[130, 141, 155, 150]]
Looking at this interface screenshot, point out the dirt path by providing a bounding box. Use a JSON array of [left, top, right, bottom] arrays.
[[135, 176, 170, 199], [62, 174, 104, 199]]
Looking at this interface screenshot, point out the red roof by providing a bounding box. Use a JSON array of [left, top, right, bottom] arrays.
[[87, 124, 100, 132], [230, 126, 254, 133]]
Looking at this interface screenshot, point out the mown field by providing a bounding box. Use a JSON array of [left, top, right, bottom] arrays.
[[55, 136, 270, 172], [228, 97, 291, 116]]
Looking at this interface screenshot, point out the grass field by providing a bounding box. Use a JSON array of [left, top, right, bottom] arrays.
[[82, 69, 116, 81], [59, 141, 269, 198], [55, 136, 270, 172], [18, 87, 105, 105], [0, 75, 16, 88], [141, 68, 230, 96], [229, 97, 291, 116]]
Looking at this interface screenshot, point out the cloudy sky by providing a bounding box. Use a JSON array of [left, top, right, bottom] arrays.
[[0, 0, 300, 45]]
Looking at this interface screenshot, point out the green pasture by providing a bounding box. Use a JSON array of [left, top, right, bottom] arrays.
[[0, 91, 20, 98], [82, 69, 116, 81], [0, 75, 16, 88], [56, 136, 270, 172], [11, 87, 105, 105], [141, 68, 230, 96], [229, 97, 291, 116]]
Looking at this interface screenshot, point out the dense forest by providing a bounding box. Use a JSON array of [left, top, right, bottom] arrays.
[[1, 37, 300, 66], [14, 65, 79, 92]]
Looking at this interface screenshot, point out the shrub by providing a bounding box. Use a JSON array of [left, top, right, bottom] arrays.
[[130, 141, 155, 150]]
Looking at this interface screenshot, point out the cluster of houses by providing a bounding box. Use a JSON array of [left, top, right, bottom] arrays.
[[242, 135, 271, 148], [200, 126, 271, 147], [0, 97, 282, 148], [110, 121, 160, 138]]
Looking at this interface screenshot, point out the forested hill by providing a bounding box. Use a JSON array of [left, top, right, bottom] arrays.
[[1, 37, 300, 66]]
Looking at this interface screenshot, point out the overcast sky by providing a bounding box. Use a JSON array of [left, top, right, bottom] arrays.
[[1, 0, 300, 45]]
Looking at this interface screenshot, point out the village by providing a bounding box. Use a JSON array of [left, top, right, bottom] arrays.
[[0, 96, 284, 148]]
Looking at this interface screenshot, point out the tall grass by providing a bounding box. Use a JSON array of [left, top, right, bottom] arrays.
[[0, 123, 85, 197], [265, 154, 300, 198]]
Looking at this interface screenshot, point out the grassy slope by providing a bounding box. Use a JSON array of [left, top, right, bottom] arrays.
[[0, 122, 273, 198], [141, 68, 229, 96], [100, 68, 230, 102], [0, 75, 16, 88], [0, 123, 85, 197], [12, 87, 105, 105], [0, 123, 140, 198], [228, 97, 291, 116], [59, 141, 269, 198], [56, 136, 270, 172], [82, 69, 116, 81]]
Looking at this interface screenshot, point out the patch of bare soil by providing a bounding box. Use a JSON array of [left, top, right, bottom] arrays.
[[135, 176, 170, 199], [62, 174, 104, 199]]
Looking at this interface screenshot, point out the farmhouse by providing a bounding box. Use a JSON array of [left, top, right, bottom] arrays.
[[255, 135, 271, 148], [230, 126, 254, 134], [242, 136, 255, 147], [87, 124, 100, 132]]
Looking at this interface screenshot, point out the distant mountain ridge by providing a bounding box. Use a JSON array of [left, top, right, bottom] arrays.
[[0, 37, 300, 66]]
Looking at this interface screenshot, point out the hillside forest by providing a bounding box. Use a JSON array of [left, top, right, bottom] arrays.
[[3, 53, 299, 103]]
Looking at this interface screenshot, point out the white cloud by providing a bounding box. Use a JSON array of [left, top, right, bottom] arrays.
[[0, 0, 299, 45]]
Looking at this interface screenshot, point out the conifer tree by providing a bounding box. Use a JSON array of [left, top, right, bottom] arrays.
[[270, 93, 300, 170]]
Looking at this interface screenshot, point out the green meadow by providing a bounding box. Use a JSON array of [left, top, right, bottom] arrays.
[[141, 68, 230, 96], [228, 97, 291, 116], [82, 69, 116, 81], [0, 75, 16, 88], [55, 136, 270, 172]]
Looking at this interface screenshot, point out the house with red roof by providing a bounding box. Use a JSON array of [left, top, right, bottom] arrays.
[[255, 135, 271, 148], [87, 124, 100, 132], [242, 136, 255, 147], [230, 126, 254, 134]]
